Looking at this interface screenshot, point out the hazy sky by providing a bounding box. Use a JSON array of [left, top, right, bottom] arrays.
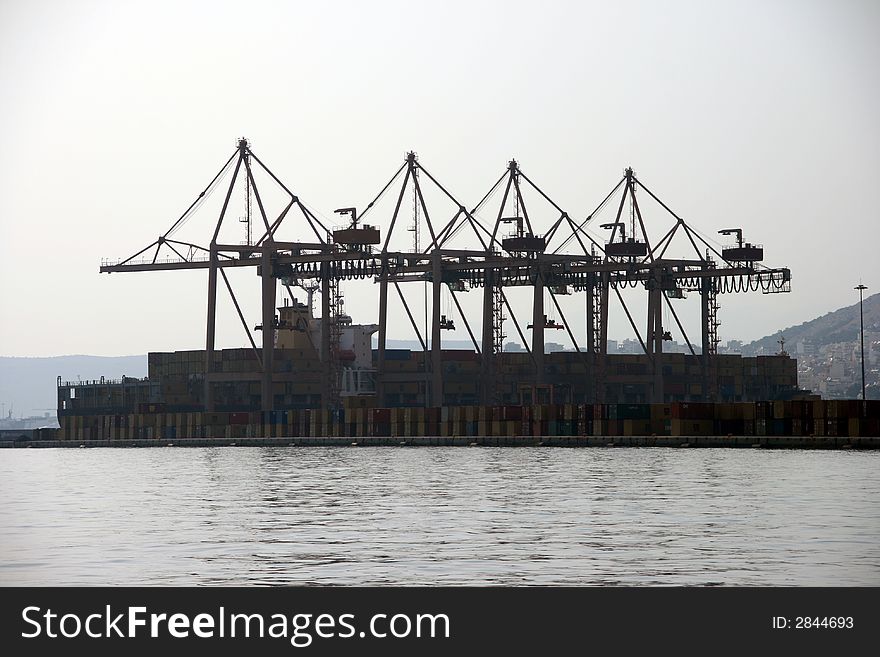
[[1, 0, 877, 357]]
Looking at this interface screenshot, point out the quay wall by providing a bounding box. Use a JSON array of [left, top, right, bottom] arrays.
[[37, 400, 880, 446]]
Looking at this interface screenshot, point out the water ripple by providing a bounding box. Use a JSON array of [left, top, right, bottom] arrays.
[[0, 447, 878, 585]]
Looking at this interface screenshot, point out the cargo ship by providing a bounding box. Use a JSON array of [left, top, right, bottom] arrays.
[[47, 295, 879, 446], [27, 138, 878, 448]]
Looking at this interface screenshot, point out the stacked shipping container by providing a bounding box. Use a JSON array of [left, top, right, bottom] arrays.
[[57, 400, 880, 441]]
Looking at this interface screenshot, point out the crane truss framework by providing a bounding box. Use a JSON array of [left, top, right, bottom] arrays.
[[100, 139, 792, 409]]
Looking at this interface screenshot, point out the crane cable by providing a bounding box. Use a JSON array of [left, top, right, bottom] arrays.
[[166, 155, 236, 239]]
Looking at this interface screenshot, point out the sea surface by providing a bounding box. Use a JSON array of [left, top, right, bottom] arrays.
[[1, 447, 878, 586]]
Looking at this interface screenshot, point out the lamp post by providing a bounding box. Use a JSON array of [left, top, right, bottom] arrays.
[[855, 284, 867, 400]]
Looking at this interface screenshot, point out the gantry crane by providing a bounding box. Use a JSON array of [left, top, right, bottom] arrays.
[[100, 138, 791, 410]]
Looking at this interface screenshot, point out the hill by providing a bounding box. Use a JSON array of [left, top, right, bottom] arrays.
[[746, 292, 880, 353]]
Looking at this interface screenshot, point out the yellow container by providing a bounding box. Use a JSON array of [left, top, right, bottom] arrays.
[[848, 419, 860, 438]]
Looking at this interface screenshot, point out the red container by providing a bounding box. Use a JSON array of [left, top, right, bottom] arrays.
[[503, 406, 522, 421], [605, 419, 622, 436]]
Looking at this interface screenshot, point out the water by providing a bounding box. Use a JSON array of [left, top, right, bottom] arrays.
[[1, 447, 878, 586]]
